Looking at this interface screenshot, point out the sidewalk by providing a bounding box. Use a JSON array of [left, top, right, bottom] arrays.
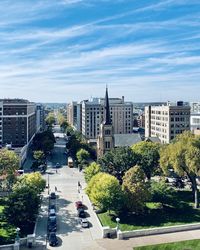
[[95, 228, 200, 250]]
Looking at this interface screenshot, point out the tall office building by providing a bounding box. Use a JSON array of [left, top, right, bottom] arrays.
[[145, 101, 190, 144], [0, 99, 36, 148], [190, 102, 200, 131], [36, 104, 45, 132], [81, 96, 133, 140], [67, 102, 82, 131]]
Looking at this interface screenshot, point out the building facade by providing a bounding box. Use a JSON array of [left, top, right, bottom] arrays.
[[0, 99, 36, 148], [81, 96, 133, 140], [67, 102, 82, 131], [145, 101, 190, 143], [190, 102, 200, 131], [36, 104, 45, 132]]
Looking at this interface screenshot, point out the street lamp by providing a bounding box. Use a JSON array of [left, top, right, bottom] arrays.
[[15, 227, 20, 242], [116, 217, 120, 231]]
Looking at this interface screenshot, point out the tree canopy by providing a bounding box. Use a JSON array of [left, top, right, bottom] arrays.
[[98, 146, 137, 182], [76, 149, 90, 165], [45, 112, 55, 127], [122, 165, 150, 213], [32, 130, 55, 154], [160, 131, 200, 208], [84, 162, 101, 183], [132, 141, 160, 180], [86, 172, 124, 212]]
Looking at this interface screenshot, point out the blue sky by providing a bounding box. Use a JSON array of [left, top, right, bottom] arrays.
[[1, 0, 200, 102]]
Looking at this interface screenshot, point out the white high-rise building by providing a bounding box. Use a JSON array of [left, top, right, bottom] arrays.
[[67, 102, 82, 131], [190, 102, 200, 131], [145, 101, 190, 144]]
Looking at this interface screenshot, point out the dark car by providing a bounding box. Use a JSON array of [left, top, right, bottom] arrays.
[[75, 201, 84, 209], [49, 204, 56, 211], [48, 216, 57, 225], [77, 208, 86, 218], [50, 192, 56, 199], [49, 232, 58, 246], [48, 222, 57, 232]]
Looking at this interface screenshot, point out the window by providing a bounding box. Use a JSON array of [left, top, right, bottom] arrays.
[[105, 129, 110, 135], [105, 141, 110, 149]]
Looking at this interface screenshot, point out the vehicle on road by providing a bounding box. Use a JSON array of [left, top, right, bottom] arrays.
[[77, 208, 86, 218], [48, 222, 57, 232], [49, 232, 58, 246], [49, 209, 56, 216], [68, 157, 73, 168], [49, 204, 56, 211], [80, 218, 89, 228], [56, 162, 61, 168], [75, 201, 84, 209], [50, 192, 56, 199]]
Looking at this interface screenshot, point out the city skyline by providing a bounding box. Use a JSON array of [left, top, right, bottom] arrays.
[[1, 0, 200, 102]]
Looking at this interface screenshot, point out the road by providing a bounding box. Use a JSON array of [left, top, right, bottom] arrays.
[[35, 125, 104, 250]]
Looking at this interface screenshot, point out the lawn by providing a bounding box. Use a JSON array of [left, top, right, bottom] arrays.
[[98, 190, 200, 231], [134, 239, 200, 250]]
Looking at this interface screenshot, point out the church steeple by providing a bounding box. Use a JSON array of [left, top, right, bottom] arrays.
[[104, 87, 111, 125]]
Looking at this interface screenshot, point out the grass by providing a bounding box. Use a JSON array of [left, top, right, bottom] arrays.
[[98, 190, 200, 231], [134, 239, 200, 250]]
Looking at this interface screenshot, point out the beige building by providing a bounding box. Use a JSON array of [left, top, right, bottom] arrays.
[[145, 101, 190, 143], [82, 96, 133, 140], [66, 102, 82, 131]]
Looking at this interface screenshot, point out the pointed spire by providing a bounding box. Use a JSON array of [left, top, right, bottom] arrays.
[[104, 86, 111, 125]]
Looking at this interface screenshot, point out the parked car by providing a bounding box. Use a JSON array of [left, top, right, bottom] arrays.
[[56, 163, 61, 168], [49, 204, 56, 211], [49, 209, 56, 217], [77, 208, 86, 218], [50, 192, 56, 199], [49, 232, 58, 246], [80, 218, 89, 228], [48, 222, 57, 232], [75, 201, 84, 209]]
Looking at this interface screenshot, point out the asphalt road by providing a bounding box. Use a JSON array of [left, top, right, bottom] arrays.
[[35, 125, 103, 250]]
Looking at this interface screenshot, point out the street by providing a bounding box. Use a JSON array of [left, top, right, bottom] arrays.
[[35, 126, 104, 250]]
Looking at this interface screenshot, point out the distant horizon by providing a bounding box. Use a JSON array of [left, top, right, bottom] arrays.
[[1, 1, 200, 102]]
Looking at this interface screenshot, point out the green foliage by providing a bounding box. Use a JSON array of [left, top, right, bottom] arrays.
[[86, 172, 124, 212], [160, 131, 200, 208], [132, 141, 160, 180], [0, 149, 19, 175], [33, 150, 45, 163], [150, 180, 176, 206], [122, 166, 150, 213], [76, 148, 90, 165], [98, 146, 137, 180], [45, 112, 55, 127], [4, 185, 40, 233], [57, 112, 68, 131], [32, 130, 55, 154], [14, 172, 46, 194], [84, 162, 101, 183]]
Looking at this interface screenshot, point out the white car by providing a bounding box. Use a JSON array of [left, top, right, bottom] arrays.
[[80, 218, 89, 228]]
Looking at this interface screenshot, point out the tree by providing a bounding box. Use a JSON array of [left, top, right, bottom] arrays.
[[32, 130, 55, 154], [33, 150, 45, 163], [86, 172, 124, 212], [57, 112, 69, 131], [122, 166, 150, 213], [76, 149, 90, 165], [160, 131, 200, 208], [14, 172, 46, 194], [84, 162, 101, 183], [150, 180, 176, 206], [45, 112, 55, 127], [98, 147, 138, 182], [0, 149, 19, 189], [132, 141, 160, 180], [4, 185, 41, 233]]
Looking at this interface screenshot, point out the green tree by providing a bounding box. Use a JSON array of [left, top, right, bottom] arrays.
[[14, 172, 46, 194], [45, 112, 55, 127], [32, 130, 55, 154], [98, 147, 138, 182], [150, 180, 176, 206], [122, 166, 150, 213], [86, 172, 124, 212], [4, 185, 41, 233], [84, 162, 101, 183], [76, 149, 90, 165], [57, 112, 68, 131], [0, 149, 19, 189], [33, 150, 45, 163], [132, 141, 160, 180], [160, 131, 200, 208]]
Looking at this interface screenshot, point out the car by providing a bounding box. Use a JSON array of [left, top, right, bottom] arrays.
[[48, 222, 57, 232], [49, 209, 56, 217], [48, 216, 57, 226], [80, 218, 89, 228], [56, 163, 60, 168], [49, 204, 56, 211], [75, 201, 84, 209], [77, 208, 86, 218], [50, 192, 56, 199], [49, 232, 58, 246]]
